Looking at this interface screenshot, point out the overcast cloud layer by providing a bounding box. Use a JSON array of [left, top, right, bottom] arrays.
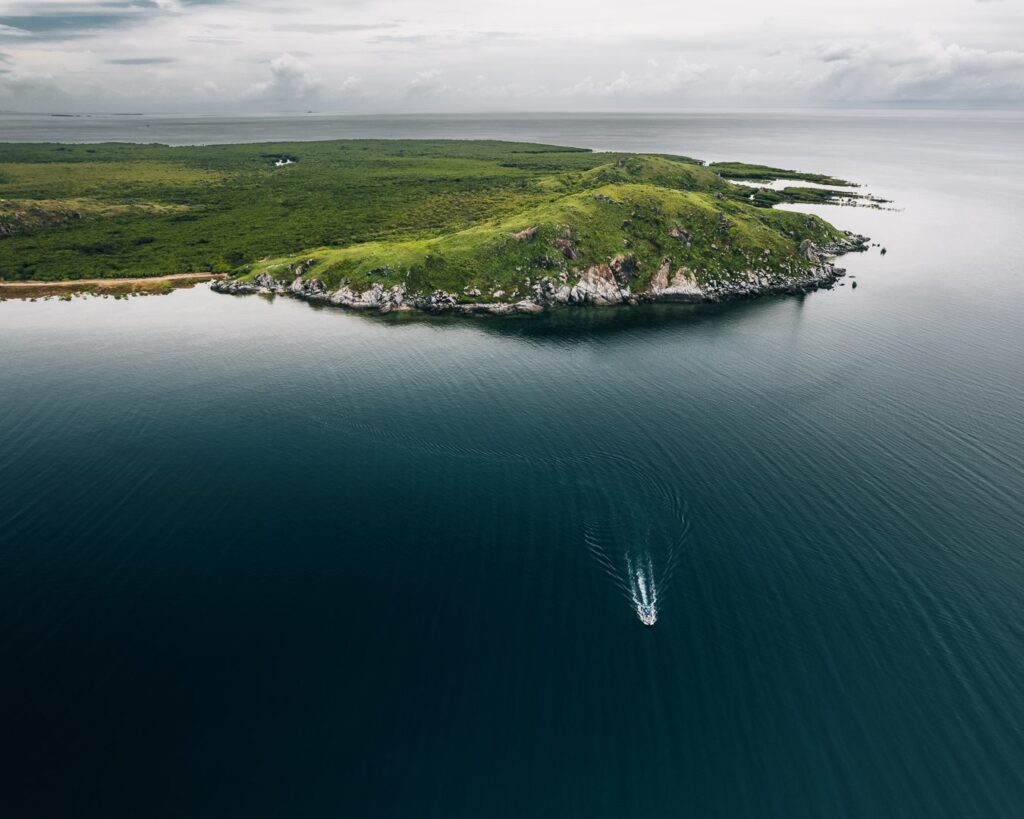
[[1, 0, 1022, 113]]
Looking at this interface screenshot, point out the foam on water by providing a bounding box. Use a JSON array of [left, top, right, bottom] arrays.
[[628, 554, 659, 626], [584, 477, 690, 626], [333, 410, 692, 628]]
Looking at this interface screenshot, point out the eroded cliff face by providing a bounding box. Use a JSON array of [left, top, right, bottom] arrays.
[[212, 234, 869, 315]]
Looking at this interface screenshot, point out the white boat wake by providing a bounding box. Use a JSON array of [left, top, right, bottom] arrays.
[[584, 483, 690, 627], [627, 553, 659, 626], [587, 534, 676, 627], [585, 454, 688, 626], [317, 416, 693, 628]]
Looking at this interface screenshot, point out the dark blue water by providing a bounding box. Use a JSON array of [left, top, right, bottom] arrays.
[[2, 113, 1023, 818]]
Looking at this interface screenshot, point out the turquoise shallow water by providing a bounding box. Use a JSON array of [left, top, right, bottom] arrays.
[[2, 112, 1024, 817]]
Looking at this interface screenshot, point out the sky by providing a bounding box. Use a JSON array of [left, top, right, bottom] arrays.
[[0, 0, 1022, 113]]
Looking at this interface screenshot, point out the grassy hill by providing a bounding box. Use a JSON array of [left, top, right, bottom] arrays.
[[0, 139, 861, 301]]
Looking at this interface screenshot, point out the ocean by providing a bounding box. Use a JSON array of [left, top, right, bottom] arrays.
[[2, 111, 1023, 818]]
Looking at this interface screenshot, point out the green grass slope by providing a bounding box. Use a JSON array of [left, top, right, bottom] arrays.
[[708, 162, 857, 187], [0, 139, 853, 295], [242, 179, 842, 299]]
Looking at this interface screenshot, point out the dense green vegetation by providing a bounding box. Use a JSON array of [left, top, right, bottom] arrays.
[[0, 139, 853, 296], [708, 162, 857, 187], [743, 186, 864, 208]]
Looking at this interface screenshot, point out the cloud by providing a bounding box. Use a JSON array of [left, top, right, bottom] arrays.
[[377, 34, 435, 44], [107, 57, 179, 65], [0, 12, 145, 39], [0, 23, 31, 39], [818, 43, 867, 64], [566, 58, 708, 98], [404, 68, 447, 98], [810, 35, 1024, 102], [0, 1, 1021, 112], [728, 65, 767, 96], [0, 70, 68, 107], [279, 22, 402, 34], [373, 29, 523, 47], [187, 34, 243, 44], [246, 52, 322, 102], [0, 0, 236, 41], [336, 75, 361, 94]]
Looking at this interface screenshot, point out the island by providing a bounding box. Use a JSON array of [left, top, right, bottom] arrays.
[[0, 139, 871, 311]]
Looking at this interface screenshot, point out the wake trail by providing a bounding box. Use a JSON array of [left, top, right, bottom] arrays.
[[328, 408, 695, 627]]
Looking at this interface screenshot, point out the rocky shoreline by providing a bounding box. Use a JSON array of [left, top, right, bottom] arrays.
[[211, 233, 869, 316]]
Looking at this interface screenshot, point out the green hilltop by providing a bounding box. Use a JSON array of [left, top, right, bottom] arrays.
[[0, 139, 866, 305]]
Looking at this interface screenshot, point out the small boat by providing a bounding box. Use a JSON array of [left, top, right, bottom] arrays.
[[636, 602, 657, 627]]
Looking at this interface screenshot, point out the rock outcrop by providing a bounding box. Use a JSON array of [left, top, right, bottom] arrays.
[[568, 264, 631, 305], [552, 238, 579, 260], [211, 233, 870, 316]]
